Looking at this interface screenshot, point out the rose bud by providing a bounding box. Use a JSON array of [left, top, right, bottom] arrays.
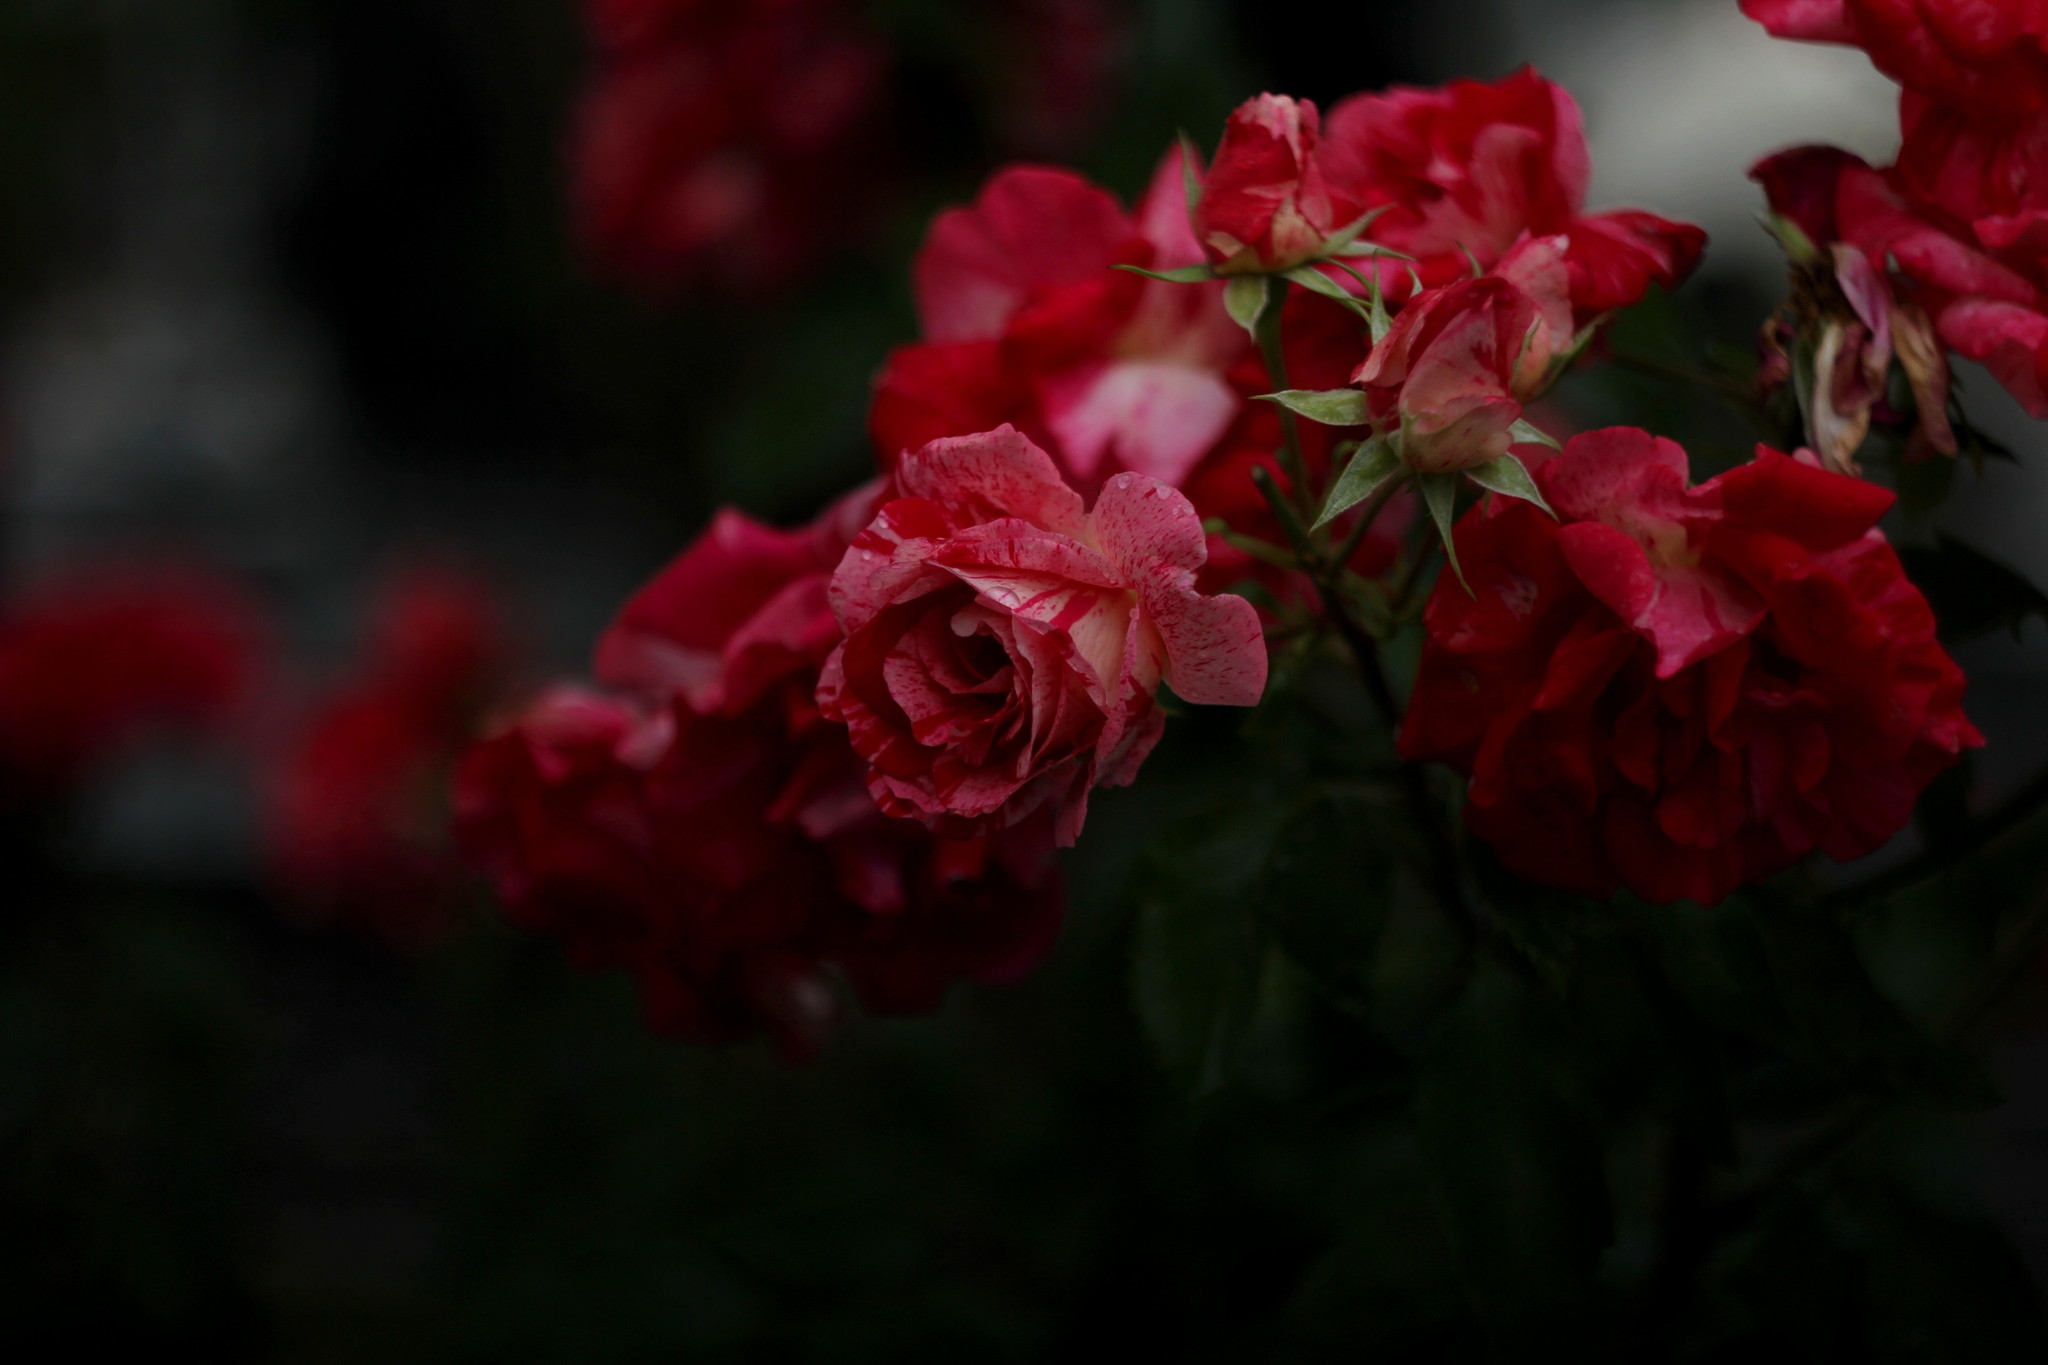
[[817, 425, 1267, 847], [1353, 274, 1537, 475], [1193, 93, 1351, 275]]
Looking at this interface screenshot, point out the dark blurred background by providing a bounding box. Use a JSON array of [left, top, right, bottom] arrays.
[[5, 0, 2048, 1358]]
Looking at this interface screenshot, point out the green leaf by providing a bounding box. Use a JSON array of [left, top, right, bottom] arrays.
[[1332, 241, 1416, 261], [1897, 533, 2048, 644], [1112, 263, 1215, 284], [1465, 454, 1554, 518], [1761, 209, 1820, 265], [1128, 803, 1292, 1097], [1260, 387, 1370, 427], [1312, 436, 1402, 530], [1179, 129, 1204, 216], [1415, 965, 1609, 1339], [1416, 471, 1469, 594], [1225, 275, 1270, 336]]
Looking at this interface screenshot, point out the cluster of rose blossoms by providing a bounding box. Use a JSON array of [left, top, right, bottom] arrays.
[[0, 557, 520, 950], [1744, 0, 2048, 466], [458, 58, 1992, 1050]]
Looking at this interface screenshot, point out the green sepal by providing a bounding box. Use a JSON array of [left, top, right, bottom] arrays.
[[1369, 272, 1393, 343], [1507, 418, 1561, 451], [1315, 205, 1390, 259], [1225, 275, 1271, 336], [1259, 388, 1370, 427], [1332, 241, 1416, 262], [1417, 471, 1470, 594], [1114, 263, 1216, 284], [1179, 129, 1205, 216], [1312, 436, 1402, 531], [1761, 210, 1819, 266], [1280, 266, 1376, 324], [1458, 243, 1485, 279], [1465, 453, 1554, 518]]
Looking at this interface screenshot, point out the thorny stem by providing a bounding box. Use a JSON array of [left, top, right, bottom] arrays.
[[1286, 471, 1481, 941], [1255, 278, 1315, 519], [1388, 534, 1442, 619], [1329, 476, 1400, 575]]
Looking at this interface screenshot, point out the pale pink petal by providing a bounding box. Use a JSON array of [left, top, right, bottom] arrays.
[[938, 518, 1123, 582], [1494, 234, 1576, 393], [827, 498, 956, 634], [1539, 427, 1698, 528], [1038, 360, 1240, 486], [1091, 473, 1264, 705], [1130, 558, 1268, 706], [1089, 469, 1211, 574], [1556, 522, 1764, 677], [895, 426, 1091, 539]]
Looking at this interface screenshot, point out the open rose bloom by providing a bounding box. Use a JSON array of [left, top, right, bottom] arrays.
[[819, 426, 1266, 846], [1401, 430, 1980, 906]]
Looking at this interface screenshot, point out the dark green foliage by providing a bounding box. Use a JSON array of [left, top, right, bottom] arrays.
[[1898, 534, 2048, 644]]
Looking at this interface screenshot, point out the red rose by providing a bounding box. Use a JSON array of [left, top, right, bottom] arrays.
[[0, 563, 265, 798], [569, 0, 886, 295], [1743, 0, 2048, 118], [453, 686, 676, 972], [1354, 275, 1531, 475], [1193, 94, 1355, 274], [268, 568, 513, 947], [872, 151, 1245, 495], [818, 426, 1267, 846], [1400, 428, 1982, 906], [1318, 67, 1705, 316], [1349, 238, 1578, 476], [455, 490, 1065, 1056], [1753, 145, 2048, 416]]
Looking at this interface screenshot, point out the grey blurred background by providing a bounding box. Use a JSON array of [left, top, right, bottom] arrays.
[[7, 0, 2048, 1353]]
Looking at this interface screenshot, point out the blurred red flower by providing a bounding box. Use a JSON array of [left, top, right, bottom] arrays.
[[1400, 429, 1981, 906], [570, 0, 887, 295], [0, 563, 265, 799], [454, 486, 1065, 1057], [992, 0, 1129, 157], [267, 567, 514, 947]]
